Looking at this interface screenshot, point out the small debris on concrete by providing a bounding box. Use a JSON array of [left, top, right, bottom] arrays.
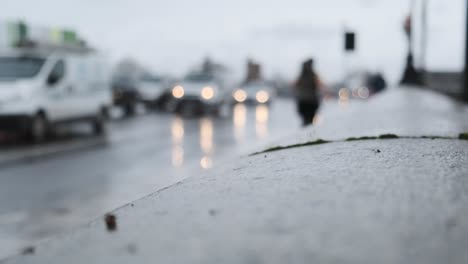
[[154, 210, 168, 216], [126, 244, 138, 255], [105, 213, 117, 232], [264, 155, 267, 158], [446, 217, 458, 231], [233, 166, 247, 171], [373, 149, 381, 154], [346, 136, 378, 141], [21, 246, 35, 255], [53, 207, 70, 216], [209, 209, 218, 216]]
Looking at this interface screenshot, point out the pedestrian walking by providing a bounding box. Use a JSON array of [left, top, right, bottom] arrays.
[[294, 59, 322, 126]]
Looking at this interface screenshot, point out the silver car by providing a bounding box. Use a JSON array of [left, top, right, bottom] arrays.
[[232, 80, 275, 105], [168, 72, 225, 115]]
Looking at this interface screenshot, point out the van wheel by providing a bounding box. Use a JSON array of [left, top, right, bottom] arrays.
[[29, 114, 48, 143], [93, 111, 106, 135]]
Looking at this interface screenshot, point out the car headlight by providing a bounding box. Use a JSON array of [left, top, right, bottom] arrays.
[[201, 86, 215, 100], [338, 88, 350, 100], [172, 85, 184, 99], [256, 90, 269, 103], [233, 89, 247, 103], [358, 87, 370, 99]]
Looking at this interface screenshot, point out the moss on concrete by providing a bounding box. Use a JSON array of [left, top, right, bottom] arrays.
[[251, 134, 464, 156], [346, 136, 378, 142], [460, 133, 468, 140], [378, 134, 399, 139], [346, 134, 399, 142], [421, 136, 453, 140], [252, 139, 330, 156]]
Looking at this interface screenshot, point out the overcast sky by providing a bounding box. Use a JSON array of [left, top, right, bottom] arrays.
[[0, 0, 465, 82]]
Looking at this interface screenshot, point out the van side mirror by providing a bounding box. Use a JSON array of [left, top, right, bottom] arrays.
[[47, 73, 60, 86], [47, 60, 65, 87]]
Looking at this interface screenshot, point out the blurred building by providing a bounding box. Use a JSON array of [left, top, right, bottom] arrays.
[[201, 57, 227, 76], [244, 59, 263, 84]]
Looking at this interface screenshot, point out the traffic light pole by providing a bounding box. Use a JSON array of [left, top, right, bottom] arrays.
[[400, 0, 423, 86], [421, 0, 428, 75], [464, 0, 468, 101]]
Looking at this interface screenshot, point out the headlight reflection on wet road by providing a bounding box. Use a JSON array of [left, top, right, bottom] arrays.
[[171, 116, 185, 167], [200, 118, 214, 170], [255, 105, 269, 139], [170, 103, 273, 170], [233, 104, 247, 143]]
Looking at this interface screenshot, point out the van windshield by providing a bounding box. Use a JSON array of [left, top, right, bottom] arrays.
[[0, 57, 46, 80]]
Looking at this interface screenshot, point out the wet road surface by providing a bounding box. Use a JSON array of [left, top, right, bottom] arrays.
[[0, 99, 301, 258]]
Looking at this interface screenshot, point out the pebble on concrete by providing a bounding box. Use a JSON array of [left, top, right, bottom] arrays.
[[21, 246, 35, 256], [209, 209, 218, 216], [105, 214, 117, 232], [126, 244, 138, 255]]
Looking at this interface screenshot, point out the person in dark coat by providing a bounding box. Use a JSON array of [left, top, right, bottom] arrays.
[[294, 59, 322, 126]]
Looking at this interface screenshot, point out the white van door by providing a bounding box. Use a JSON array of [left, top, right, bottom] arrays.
[[44, 59, 73, 121], [78, 57, 110, 118], [73, 57, 100, 118]]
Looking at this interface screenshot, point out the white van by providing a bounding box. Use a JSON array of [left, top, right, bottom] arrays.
[[0, 45, 112, 142]]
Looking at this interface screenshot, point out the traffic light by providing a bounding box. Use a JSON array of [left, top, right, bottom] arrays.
[[345, 32, 356, 52]]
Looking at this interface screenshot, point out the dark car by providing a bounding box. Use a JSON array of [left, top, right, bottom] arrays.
[[112, 76, 140, 116], [137, 75, 172, 110]]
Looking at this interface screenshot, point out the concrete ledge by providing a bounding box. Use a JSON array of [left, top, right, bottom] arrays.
[[4, 138, 468, 264]]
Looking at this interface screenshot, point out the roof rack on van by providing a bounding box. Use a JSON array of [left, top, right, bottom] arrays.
[[14, 39, 95, 54], [2, 21, 95, 54]]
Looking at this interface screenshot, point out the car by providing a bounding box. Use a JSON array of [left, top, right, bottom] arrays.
[[232, 80, 275, 105], [167, 72, 226, 115], [111, 74, 140, 116], [331, 71, 387, 101], [0, 44, 111, 142], [137, 74, 171, 110]]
